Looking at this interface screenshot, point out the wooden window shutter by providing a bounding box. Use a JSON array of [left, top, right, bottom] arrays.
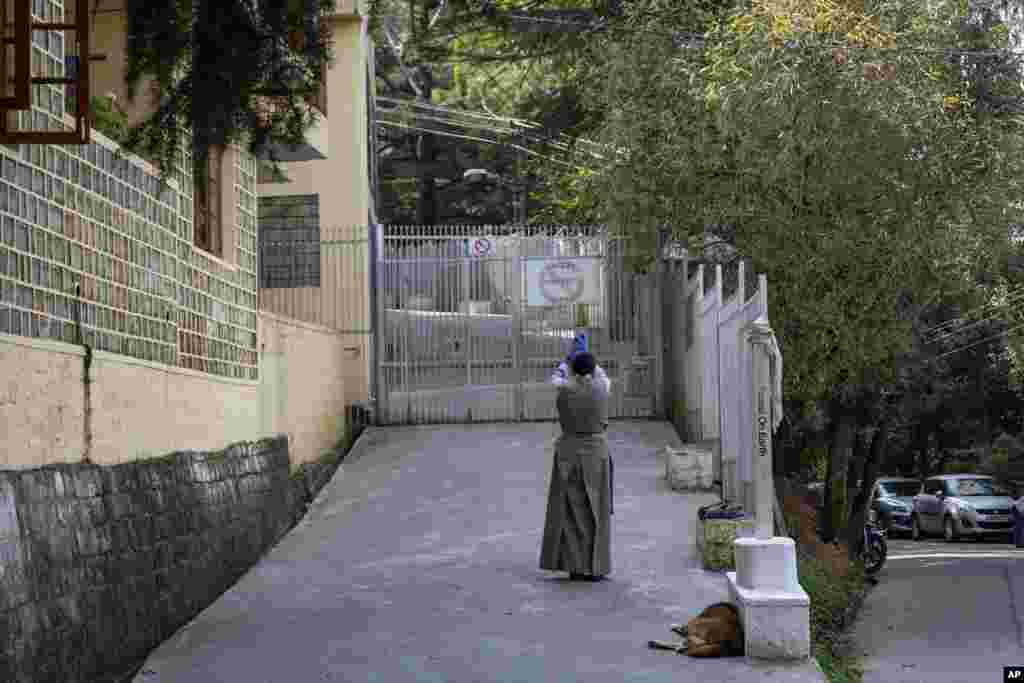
[[193, 145, 224, 257]]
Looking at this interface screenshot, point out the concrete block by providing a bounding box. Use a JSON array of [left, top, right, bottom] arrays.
[[726, 535, 810, 661], [734, 536, 801, 594], [665, 445, 715, 492], [727, 572, 811, 660]]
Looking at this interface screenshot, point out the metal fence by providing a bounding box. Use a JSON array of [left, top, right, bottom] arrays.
[[375, 224, 662, 424], [257, 224, 371, 334], [663, 256, 769, 504]]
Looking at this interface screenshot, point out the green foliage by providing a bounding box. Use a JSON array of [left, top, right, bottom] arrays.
[[121, 0, 335, 184], [942, 459, 979, 474], [91, 96, 128, 144], [368, 0, 643, 223], [574, 303, 592, 328], [799, 550, 867, 682], [580, 0, 1024, 407], [806, 448, 829, 481], [830, 485, 848, 532]]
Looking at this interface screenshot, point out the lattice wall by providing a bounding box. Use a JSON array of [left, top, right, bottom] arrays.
[[0, 0, 260, 381]]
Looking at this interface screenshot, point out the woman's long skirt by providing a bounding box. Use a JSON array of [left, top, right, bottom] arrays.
[[539, 433, 612, 577]]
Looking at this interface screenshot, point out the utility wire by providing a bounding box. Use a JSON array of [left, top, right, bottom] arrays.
[[376, 95, 610, 154], [375, 119, 594, 170], [375, 103, 610, 166], [376, 108, 602, 161], [377, 106, 564, 145], [931, 318, 1024, 361], [924, 297, 1024, 348], [921, 282, 1024, 340]]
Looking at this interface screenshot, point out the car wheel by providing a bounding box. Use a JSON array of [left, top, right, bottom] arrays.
[[944, 516, 958, 543], [911, 515, 923, 541]]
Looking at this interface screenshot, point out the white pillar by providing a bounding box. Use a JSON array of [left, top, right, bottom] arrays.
[[748, 318, 774, 540], [726, 316, 810, 661]]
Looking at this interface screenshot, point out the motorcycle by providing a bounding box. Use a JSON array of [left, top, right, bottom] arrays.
[[860, 520, 887, 574]]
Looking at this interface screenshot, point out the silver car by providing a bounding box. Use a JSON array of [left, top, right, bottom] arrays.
[[911, 474, 1015, 542]]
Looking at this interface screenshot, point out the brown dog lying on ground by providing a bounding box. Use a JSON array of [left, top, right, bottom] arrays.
[[648, 602, 745, 657]]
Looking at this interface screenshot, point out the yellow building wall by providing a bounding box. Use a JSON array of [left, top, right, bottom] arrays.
[[0, 313, 370, 469], [0, 333, 260, 468], [257, 15, 373, 406], [258, 311, 369, 465], [0, 2, 373, 470]]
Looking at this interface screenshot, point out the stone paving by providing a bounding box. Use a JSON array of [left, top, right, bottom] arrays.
[[132, 421, 825, 683]]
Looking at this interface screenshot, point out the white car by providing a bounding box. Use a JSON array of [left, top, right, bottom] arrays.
[[911, 474, 1015, 542]]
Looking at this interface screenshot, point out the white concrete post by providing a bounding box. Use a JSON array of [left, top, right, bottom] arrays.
[[748, 318, 774, 541], [727, 315, 810, 661]]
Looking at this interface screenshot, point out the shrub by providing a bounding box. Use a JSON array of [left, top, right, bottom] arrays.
[[784, 493, 868, 682], [91, 95, 128, 144]]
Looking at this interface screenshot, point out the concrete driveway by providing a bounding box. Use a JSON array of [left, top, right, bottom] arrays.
[[132, 421, 824, 683], [853, 538, 1024, 683]]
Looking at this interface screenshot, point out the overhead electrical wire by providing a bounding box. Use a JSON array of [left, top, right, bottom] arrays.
[[375, 119, 594, 169], [375, 95, 609, 155], [375, 112, 594, 163], [921, 282, 1024, 341], [931, 319, 1024, 362]]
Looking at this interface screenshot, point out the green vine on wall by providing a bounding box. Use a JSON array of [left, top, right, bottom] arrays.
[[90, 95, 129, 144]]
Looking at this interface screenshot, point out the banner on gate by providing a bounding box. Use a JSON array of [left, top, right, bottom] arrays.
[[524, 257, 601, 306]]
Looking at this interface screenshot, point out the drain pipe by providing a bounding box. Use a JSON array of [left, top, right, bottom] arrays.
[[74, 283, 94, 463]]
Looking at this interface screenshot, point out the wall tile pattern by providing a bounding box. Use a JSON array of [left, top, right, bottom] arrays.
[[0, 1, 259, 380]]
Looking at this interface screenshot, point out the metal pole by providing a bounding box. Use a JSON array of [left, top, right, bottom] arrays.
[[513, 236, 523, 420], [370, 222, 384, 425], [653, 226, 668, 418], [463, 247, 471, 385]]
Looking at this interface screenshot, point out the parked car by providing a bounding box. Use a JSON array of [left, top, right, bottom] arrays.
[[869, 477, 921, 535], [911, 474, 1015, 542]]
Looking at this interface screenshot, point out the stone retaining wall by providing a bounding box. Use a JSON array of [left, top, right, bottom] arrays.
[[0, 434, 308, 683]]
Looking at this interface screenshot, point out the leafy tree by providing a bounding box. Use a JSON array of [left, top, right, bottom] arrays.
[[121, 0, 335, 183], [578, 0, 1024, 543], [367, 0, 661, 225]]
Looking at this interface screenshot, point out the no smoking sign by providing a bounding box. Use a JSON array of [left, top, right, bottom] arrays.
[[464, 237, 494, 257]]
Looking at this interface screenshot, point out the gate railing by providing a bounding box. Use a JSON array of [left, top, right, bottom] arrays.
[[256, 221, 777, 484], [376, 224, 662, 424], [662, 253, 769, 505]]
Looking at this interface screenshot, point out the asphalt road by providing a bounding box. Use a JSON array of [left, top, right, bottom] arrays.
[[853, 536, 1024, 683]]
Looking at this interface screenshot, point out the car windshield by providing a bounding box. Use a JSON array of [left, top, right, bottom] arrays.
[[880, 482, 921, 497], [951, 479, 1009, 497]]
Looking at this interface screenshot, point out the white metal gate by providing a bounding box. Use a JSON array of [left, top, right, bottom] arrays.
[[374, 225, 662, 425]]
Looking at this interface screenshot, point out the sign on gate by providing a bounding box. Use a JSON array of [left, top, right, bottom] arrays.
[[524, 257, 601, 306], [462, 237, 495, 258]]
